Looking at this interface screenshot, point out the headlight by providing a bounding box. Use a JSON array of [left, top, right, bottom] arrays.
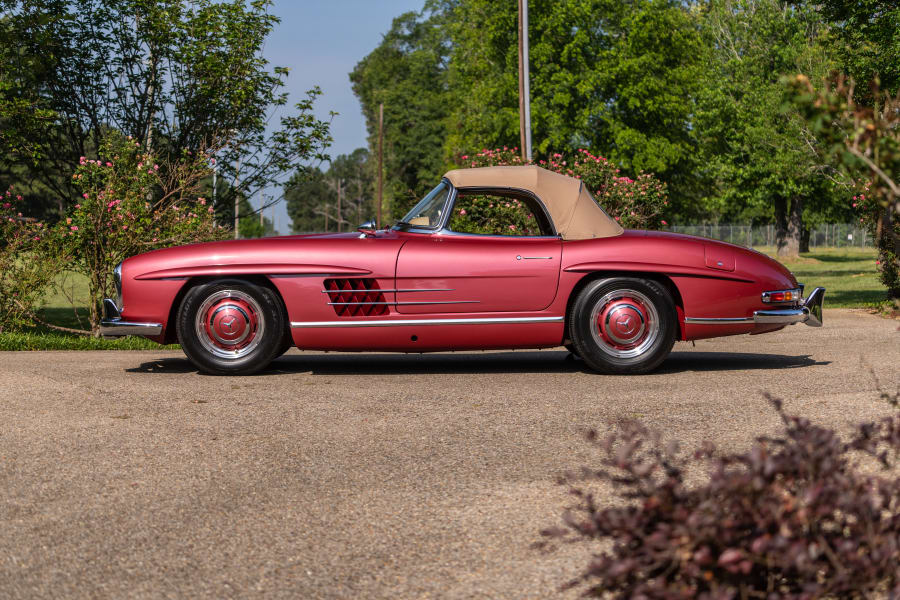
[[114, 262, 123, 308]]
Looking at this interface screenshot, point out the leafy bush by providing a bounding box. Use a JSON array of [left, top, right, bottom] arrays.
[[57, 132, 224, 333], [543, 392, 900, 599], [448, 193, 543, 236], [460, 148, 668, 230], [853, 181, 900, 298], [0, 188, 67, 333], [790, 74, 900, 299]]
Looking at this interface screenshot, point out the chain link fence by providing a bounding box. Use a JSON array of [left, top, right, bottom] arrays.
[[668, 223, 870, 249]]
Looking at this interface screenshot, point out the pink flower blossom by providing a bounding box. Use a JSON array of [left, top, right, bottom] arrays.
[[75, 204, 81, 209], [459, 209, 467, 215], [70, 225, 78, 231], [852, 203, 858, 208], [509, 225, 516, 230], [106, 161, 113, 167], [82, 193, 89, 199], [66, 218, 72, 224], [661, 220, 668, 225]]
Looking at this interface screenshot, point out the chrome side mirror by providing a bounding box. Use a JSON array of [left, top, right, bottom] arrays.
[[357, 220, 377, 237]]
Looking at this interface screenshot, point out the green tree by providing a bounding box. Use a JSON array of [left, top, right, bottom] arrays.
[[692, 0, 843, 257], [811, 0, 900, 96], [350, 6, 452, 218], [445, 0, 703, 194], [0, 0, 331, 222], [285, 167, 330, 233], [0, 6, 55, 163], [284, 149, 373, 233]]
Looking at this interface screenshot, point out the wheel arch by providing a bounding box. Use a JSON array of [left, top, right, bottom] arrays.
[[162, 274, 290, 344], [563, 271, 686, 343]]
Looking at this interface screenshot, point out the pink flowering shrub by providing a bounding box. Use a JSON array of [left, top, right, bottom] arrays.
[[0, 188, 67, 332], [448, 193, 542, 236], [59, 132, 224, 333], [460, 147, 668, 230], [852, 182, 899, 297]]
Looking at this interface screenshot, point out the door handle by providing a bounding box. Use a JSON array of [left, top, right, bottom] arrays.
[[516, 255, 553, 260]]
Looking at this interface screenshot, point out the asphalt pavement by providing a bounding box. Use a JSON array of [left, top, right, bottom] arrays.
[[1, 309, 898, 599]]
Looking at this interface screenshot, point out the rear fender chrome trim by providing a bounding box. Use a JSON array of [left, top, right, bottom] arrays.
[[684, 317, 754, 324], [290, 316, 564, 328]]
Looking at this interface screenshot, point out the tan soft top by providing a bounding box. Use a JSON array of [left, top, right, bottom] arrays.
[[442, 165, 623, 240]]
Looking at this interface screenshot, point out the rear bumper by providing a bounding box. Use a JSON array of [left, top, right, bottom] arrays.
[[684, 287, 826, 329], [753, 286, 825, 327], [99, 298, 163, 339]]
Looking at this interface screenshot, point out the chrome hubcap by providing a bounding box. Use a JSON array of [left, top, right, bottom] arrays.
[[195, 290, 264, 359], [590, 289, 659, 359]]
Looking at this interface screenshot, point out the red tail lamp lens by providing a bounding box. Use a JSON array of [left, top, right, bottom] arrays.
[[762, 288, 801, 303]]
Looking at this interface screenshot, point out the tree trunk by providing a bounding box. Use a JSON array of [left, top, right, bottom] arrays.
[[800, 225, 810, 253], [775, 196, 803, 259]]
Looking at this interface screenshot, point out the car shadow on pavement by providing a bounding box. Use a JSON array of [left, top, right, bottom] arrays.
[[125, 350, 828, 376]]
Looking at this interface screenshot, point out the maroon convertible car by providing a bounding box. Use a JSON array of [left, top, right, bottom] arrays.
[[100, 165, 825, 375]]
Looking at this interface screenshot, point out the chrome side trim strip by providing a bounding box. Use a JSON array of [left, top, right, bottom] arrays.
[[684, 317, 754, 324], [291, 316, 564, 328], [321, 288, 454, 294], [327, 300, 479, 306], [522, 256, 553, 259]]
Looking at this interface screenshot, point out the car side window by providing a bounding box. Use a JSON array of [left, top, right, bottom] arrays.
[[447, 191, 549, 236]]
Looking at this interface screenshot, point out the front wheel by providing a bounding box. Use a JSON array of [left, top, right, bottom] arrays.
[[569, 277, 677, 374], [176, 279, 286, 375]]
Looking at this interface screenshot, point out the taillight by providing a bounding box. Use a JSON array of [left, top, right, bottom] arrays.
[[761, 288, 802, 303]]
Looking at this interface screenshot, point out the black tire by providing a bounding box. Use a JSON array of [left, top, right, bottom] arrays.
[[274, 330, 294, 359], [569, 277, 676, 374], [564, 343, 580, 358], [176, 279, 286, 375]]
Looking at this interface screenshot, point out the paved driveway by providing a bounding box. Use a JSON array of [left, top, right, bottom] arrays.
[[1, 309, 898, 599]]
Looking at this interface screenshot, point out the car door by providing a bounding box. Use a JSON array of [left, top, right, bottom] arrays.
[[394, 234, 562, 314]]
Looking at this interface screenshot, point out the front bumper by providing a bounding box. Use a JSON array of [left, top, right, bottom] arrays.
[[753, 286, 825, 327], [99, 298, 163, 339]]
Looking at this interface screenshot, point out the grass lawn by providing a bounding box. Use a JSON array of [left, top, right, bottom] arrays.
[[755, 246, 889, 309], [0, 271, 178, 351], [0, 247, 890, 350]]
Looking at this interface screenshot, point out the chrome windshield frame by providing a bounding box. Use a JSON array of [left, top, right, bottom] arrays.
[[392, 179, 457, 235]]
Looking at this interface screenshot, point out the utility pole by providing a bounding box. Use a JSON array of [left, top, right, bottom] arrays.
[[259, 189, 264, 233], [517, 0, 532, 162], [233, 155, 240, 239], [377, 102, 384, 229], [337, 178, 343, 233]]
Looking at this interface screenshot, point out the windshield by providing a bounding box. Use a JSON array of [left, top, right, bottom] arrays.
[[396, 182, 451, 229]]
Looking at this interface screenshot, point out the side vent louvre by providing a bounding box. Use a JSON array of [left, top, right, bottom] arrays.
[[323, 278, 389, 317]]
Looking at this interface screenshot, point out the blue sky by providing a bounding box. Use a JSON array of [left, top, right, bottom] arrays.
[[264, 1, 424, 232]]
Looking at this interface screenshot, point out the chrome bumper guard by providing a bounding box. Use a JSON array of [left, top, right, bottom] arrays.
[[99, 298, 163, 339], [753, 287, 825, 327]]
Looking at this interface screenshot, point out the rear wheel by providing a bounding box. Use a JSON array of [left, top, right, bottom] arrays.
[[569, 277, 676, 374], [177, 279, 286, 375]]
